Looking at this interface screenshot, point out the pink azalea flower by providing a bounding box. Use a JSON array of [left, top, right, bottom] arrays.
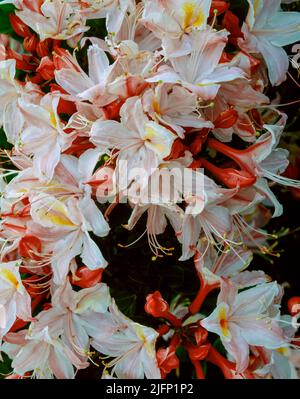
[[89, 300, 161, 379], [0, 261, 32, 340], [238, 0, 300, 85], [201, 279, 288, 372]]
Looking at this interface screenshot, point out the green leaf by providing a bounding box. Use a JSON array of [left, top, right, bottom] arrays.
[[0, 353, 12, 379], [0, 4, 15, 35], [213, 337, 227, 356], [112, 291, 137, 318], [0, 128, 12, 150], [175, 346, 189, 362]]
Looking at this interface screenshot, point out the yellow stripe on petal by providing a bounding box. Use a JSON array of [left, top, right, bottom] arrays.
[[35, 201, 76, 227], [218, 305, 231, 339], [50, 112, 57, 128], [276, 347, 289, 356], [144, 125, 165, 154], [253, 0, 260, 18], [0, 268, 20, 289], [152, 99, 161, 115], [134, 325, 155, 355]]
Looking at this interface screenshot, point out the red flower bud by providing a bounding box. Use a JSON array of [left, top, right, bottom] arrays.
[[200, 158, 256, 188], [9, 14, 31, 38], [223, 11, 243, 43], [26, 73, 44, 84], [53, 47, 77, 70], [157, 347, 180, 378], [23, 34, 39, 53], [186, 343, 211, 361], [71, 266, 103, 289], [50, 83, 77, 115], [210, 1, 229, 16], [6, 48, 35, 71], [288, 296, 300, 316], [219, 51, 233, 63], [165, 138, 187, 160], [145, 291, 169, 317], [194, 326, 208, 346], [36, 56, 55, 80], [36, 39, 52, 58], [188, 128, 210, 156], [157, 324, 171, 336], [18, 235, 42, 261], [214, 109, 238, 129], [103, 99, 125, 120]]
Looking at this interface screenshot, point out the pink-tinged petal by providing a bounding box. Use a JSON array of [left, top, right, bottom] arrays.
[[261, 12, 300, 47], [217, 279, 238, 307], [239, 318, 286, 349], [200, 205, 232, 239], [213, 248, 253, 278], [231, 270, 268, 289], [15, 290, 32, 322], [74, 283, 110, 314], [0, 300, 17, 338], [3, 102, 24, 145], [260, 149, 289, 176], [222, 323, 250, 373], [55, 68, 93, 98], [179, 214, 202, 261], [87, 45, 110, 84], [117, 145, 158, 190], [257, 40, 289, 86], [254, 178, 283, 217], [78, 196, 110, 237], [91, 119, 140, 150], [12, 340, 50, 376], [81, 234, 108, 270], [78, 148, 101, 181], [113, 349, 145, 379], [203, 65, 246, 86], [48, 346, 75, 379], [187, 83, 221, 100], [142, 121, 176, 159], [0, 305, 6, 329], [33, 141, 61, 181], [146, 66, 181, 84], [52, 234, 83, 284], [126, 204, 150, 230], [233, 282, 279, 316], [120, 97, 149, 137]]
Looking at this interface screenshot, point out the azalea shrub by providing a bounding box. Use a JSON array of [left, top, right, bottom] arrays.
[[0, 0, 300, 380]]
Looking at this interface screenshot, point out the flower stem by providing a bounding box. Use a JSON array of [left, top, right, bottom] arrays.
[[191, 359, 205, 379], [189, 283, 218, 315]]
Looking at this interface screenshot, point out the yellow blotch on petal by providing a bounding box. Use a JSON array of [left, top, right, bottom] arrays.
[[134, 325, 155, 355], [276, 347, 289, 356], [253, 0, 261, 18], [36, 201, 76, 227], [143, 125, 165, 154], [152, 99, 161, 115], [182, 2, 205, 31], [218, 305, 231, 339], [0, 268, 20, 289], [50, 112, 57, 128]]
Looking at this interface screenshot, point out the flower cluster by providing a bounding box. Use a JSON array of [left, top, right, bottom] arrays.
[[0, 0, 300, 379]]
